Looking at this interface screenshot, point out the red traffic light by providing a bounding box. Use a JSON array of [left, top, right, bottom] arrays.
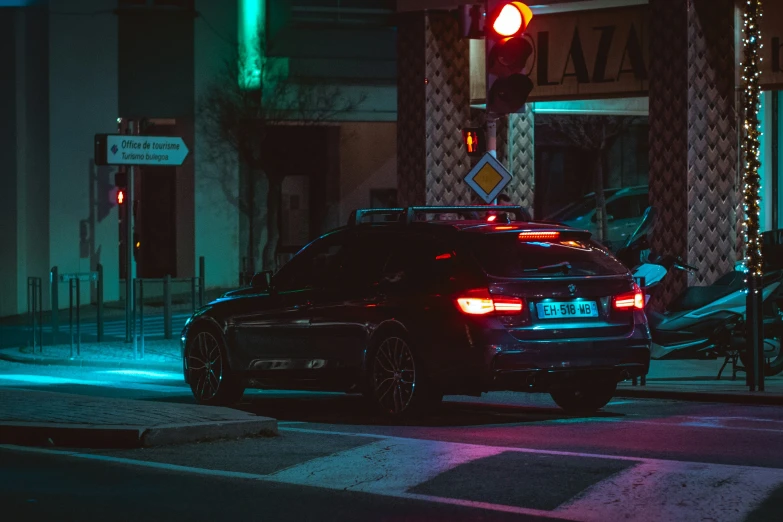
[[117, 188, 126, 205], [490, 2, 533, 37]]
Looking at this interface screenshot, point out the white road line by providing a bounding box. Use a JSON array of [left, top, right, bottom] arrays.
[[267, 438, 505, 492], [557, 459, 783, 522], [3, 433, 783, 522]]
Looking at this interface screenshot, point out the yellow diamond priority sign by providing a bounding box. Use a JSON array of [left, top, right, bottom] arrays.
[[464, 152, 513, 203]]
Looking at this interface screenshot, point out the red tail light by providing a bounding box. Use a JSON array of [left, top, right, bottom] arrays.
[[456, 289, 523, 315], [614, 285, 644, 310], [518, 231, 559, 241]]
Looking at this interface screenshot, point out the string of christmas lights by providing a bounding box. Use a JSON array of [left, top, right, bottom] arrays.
[[741, 0, 764, 278]]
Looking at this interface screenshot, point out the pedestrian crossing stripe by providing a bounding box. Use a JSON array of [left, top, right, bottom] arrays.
[[270, 428, 783, 522], [7, 428, 783, 522]]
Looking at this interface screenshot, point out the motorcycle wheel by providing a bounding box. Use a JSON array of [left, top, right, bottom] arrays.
[[739, 338, 783, 377]]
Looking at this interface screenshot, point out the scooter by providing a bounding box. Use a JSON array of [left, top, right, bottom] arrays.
[[615, 207, 783, 378]]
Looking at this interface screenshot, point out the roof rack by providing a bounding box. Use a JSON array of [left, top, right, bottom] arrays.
[[347, 208, 405, 226], [348, 205, 532, 226]]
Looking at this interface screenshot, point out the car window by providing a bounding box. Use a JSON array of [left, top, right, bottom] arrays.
[[381, 233, 456, 287], [336, 231, 396, 289], [466, 233, 629, 278], [272, 232, 350, 291], [606, 193, 648, 220]]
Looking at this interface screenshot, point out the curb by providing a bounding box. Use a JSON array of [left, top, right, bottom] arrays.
[[0, 350, 180, 371], [0, 418, 278, 449], [616, 387, 783, 406]]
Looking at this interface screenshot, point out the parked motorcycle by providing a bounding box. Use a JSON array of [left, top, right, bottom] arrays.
[[615, 207, 783, 378]]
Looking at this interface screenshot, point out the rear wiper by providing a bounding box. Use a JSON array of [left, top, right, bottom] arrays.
[[524, 262, 572, 274]]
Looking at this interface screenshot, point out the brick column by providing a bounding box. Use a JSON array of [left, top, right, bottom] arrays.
[[648, 0, 738, 308], [397, 11, 472, 206]]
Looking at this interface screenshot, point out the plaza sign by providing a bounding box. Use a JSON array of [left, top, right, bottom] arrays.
[[94, 135, 190, 166]]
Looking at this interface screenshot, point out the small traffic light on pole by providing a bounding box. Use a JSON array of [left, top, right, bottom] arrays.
[[462, 127, 486, 157], [486, 1, 534, 115], [114, 171, 127, 206]]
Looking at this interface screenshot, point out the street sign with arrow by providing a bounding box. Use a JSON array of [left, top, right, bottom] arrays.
[[95, 134, 190, 166]]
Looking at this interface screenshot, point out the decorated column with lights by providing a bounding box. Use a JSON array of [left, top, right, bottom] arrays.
[[741, 0, 764, 390]]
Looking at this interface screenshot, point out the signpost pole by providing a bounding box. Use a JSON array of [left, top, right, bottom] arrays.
[[126, 120, 136, 345]]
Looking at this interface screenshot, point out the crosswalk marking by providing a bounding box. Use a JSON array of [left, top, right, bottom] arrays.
[[5, 432, 783, 522]]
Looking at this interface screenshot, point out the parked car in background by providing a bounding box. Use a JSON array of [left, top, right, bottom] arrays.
[[545, 186, 648, 251]]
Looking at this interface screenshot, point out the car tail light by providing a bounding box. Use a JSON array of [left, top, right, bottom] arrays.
[[456, 289, 523, 315], [487, 215, 498, 222], [518, 231, 560, 241], [614, 285, 644, 310]]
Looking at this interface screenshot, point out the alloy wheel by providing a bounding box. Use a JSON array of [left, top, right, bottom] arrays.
[[188, 331, 223, 402], [372, 337, 417, 414]]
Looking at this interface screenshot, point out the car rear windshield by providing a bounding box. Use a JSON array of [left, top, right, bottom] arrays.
[[466, 234, 629, 278]]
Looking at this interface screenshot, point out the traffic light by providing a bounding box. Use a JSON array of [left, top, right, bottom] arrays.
[[485, 1, 534, 115], [114, 171, 127, 206], [462, 127, 486, 157]]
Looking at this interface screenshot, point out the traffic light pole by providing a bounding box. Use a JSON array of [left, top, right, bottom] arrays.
[[486, 115, 497, 159], [487, 114, 499, 204]]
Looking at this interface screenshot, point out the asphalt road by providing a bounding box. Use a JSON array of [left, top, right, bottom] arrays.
[[2, 361, 783, 521]]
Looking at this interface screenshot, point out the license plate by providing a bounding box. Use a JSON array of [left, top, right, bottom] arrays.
[[536, 301, 598, 319]]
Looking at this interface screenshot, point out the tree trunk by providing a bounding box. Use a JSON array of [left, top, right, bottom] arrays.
[[263, 174, 283, 272], [246, 175, 256, 274], [593, 151, 609, 244]]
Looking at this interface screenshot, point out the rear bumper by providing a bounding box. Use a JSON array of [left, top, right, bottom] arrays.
[[485, 340, 650, 392]]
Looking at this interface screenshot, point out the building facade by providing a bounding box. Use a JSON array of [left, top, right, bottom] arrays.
[[0, 0, 398, 316]]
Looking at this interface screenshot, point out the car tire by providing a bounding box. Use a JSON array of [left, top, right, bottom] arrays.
[[186, 327, 245, 406], [550, 380, 617, 414], [364, 332, 442, 417]]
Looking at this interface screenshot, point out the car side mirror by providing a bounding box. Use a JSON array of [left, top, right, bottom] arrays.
[[250, 270, 273, 292]]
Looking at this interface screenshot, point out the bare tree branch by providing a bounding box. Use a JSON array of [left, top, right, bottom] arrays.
[[198, 38, 366, 274]]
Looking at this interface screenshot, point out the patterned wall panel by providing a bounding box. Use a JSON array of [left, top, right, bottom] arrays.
[[424, 12, 472, 206], [506, 108, 535, 215], [686, 0, 738, 286], [648, 0, 690, 309], [648, 0, 739, 310], [397, 12, 427, 206]]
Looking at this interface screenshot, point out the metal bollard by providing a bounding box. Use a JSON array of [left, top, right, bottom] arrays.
[[164, 274, 172, 340], [199, 256, 205, 307], [36, 279, 42, 352], [191, 277, 197, 313], [51, 266, 59, 340], [69, 279, 74, 358], [139, 279, 144, 360], [132, 279, 138, 360], [97, 264, 104, 342], [27, 277, 42, 352], [76, 277, 81, 357]]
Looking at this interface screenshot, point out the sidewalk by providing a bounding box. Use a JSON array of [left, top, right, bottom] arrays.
[[2, 341, 783, 405], [0, 388, 277, 448], [0, 340, 181, 370], [616, 358, 783, 405]]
